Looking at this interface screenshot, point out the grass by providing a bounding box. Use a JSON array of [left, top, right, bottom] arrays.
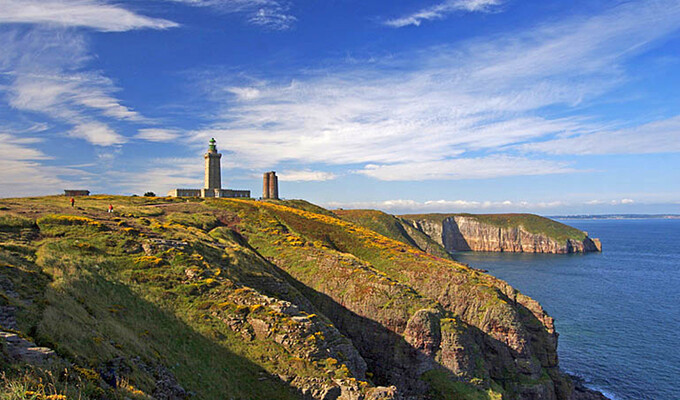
[[421, 369, 503, 400], [0, 215, 36, 231], [334, 209, 452, 259], [0, 195, 565, 400]]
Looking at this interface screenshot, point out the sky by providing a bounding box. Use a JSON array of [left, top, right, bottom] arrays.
[[0, 0, 679, 215]]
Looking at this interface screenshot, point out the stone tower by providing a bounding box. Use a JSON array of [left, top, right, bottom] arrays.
[[204, 138, 222, 190], [262, 171, 279, 199], [168, 137, 250, 199]]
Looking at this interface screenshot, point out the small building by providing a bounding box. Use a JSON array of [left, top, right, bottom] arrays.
[[64, 190, 90, 197], [262, 171, 279, 199], [167, 138, 251, 198]]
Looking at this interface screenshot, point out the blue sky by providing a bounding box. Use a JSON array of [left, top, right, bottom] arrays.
[[1, 0, 679, 214]]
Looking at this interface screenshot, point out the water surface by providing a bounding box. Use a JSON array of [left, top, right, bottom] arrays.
[[452, 219, 680, 400]]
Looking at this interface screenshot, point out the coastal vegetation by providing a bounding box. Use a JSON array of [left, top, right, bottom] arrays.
[[0, 195, 596, 399]]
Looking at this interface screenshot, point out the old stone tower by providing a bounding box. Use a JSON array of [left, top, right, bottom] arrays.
[[262, 171, 279, 199], [204, 138, 222, 193], [167, 138, 250, 198]]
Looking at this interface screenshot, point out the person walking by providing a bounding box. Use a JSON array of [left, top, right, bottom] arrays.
[[108, 204, 113, 213], [70, 197, 75, 207]]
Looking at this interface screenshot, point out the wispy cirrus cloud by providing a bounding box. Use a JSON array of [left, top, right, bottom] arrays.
[[0, 29, 141, 146], [188, 0, 680, 181], [521, 116, 680, 155], [357, 156, 576, 181], [0, 0, 178, 32], [384, 0, 504, 28], [0, 0, 183, 147], [0, 132, 94, 196], [277, 170, 337, 182], [136, 128, 181, 142], [167, 0, 296, 30]]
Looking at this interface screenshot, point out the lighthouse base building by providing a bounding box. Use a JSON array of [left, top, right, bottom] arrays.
[[167, 138, 250, 199]]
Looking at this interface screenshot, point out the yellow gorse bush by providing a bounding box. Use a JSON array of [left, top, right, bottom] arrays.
[[37, 215, 100, 226]]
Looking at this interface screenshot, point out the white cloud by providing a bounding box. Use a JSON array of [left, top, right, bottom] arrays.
[[111, 157, 204, 195], [189, 0, 680, 179], [69, 122, 126, 146], [136, 128, 181, 142], [0, 29, 144, 146], [0, 133, 50, 162], [323, 198, 644, 214], [249, 6, 296, 30], [277, 170, 337, 182], [0, 133, 93, 197], [356, 156, 576, 181], [324, 199, 568, 213], [385, 0, 503, 28], [9, 72, 143, 122], [227, 87, 261, 100], [167, 0, 296, 30], [521, 116, 680, 155], [0, 0, 178, 31], [586, 198, 636, 206]]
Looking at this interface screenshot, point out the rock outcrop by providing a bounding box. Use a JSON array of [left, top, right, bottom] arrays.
[[405, 214, 601, 254]]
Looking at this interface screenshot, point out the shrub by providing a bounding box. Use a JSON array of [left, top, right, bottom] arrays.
[[36, 215, 103, 236]]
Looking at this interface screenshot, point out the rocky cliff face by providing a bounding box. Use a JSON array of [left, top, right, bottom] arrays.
[[407, 215, 601, 254]]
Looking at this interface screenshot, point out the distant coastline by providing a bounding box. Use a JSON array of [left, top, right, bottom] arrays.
[[551, 214, 680, 220]]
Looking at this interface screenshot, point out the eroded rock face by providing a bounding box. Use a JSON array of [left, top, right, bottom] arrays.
[[0, 331, 56, 364], [409, 216, 600, 254]]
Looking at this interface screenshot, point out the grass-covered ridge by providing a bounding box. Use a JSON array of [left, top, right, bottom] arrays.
[[333, 209, 452, 259], [402, 213, 588, 242], [0, 195, 580, 400]]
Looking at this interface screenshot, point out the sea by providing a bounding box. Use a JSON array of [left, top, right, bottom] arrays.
[[451, 219, 680, 400]]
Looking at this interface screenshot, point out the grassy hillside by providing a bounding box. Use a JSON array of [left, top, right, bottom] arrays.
[[333, 209, 452, 260], [402, 213, 587, 242], [0, 196, 578, 400]]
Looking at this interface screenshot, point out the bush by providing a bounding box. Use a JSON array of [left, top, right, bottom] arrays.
[[36, 215, 104, 236], [143, 192, 156, 197]]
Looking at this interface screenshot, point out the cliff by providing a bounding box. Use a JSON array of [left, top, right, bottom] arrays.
[[0, 196, 606, 400], [401, 214, 602, 254]]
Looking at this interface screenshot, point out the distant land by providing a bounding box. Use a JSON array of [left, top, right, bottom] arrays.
[[551, 214, 680, 220]]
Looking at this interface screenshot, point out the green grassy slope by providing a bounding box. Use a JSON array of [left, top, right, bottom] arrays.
[[333, 209, 452, 259], [401, 213, 587, 242], [0, 196, 576, 400]]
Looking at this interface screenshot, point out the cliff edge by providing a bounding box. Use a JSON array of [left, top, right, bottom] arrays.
[[401, 213, 602, 254]]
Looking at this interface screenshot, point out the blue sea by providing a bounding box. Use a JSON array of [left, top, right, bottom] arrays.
[[452, 219, 680, 400]]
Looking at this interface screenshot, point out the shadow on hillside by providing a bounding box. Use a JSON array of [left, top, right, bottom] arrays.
[[12, 259, 303, 400], [265, 259, 564, 398]]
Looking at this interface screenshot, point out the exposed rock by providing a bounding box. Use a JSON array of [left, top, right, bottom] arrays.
[[407, 216, 601, 254], [97, 356, 132, 387], [0, 306, 18, 330], [568, 376, 609, 400], [365, 386, 401, 400], [142, 238, 188, 255], [404, 309, 441, 358], [0, 331, 56, 364], [148, 363, 188, 400]]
